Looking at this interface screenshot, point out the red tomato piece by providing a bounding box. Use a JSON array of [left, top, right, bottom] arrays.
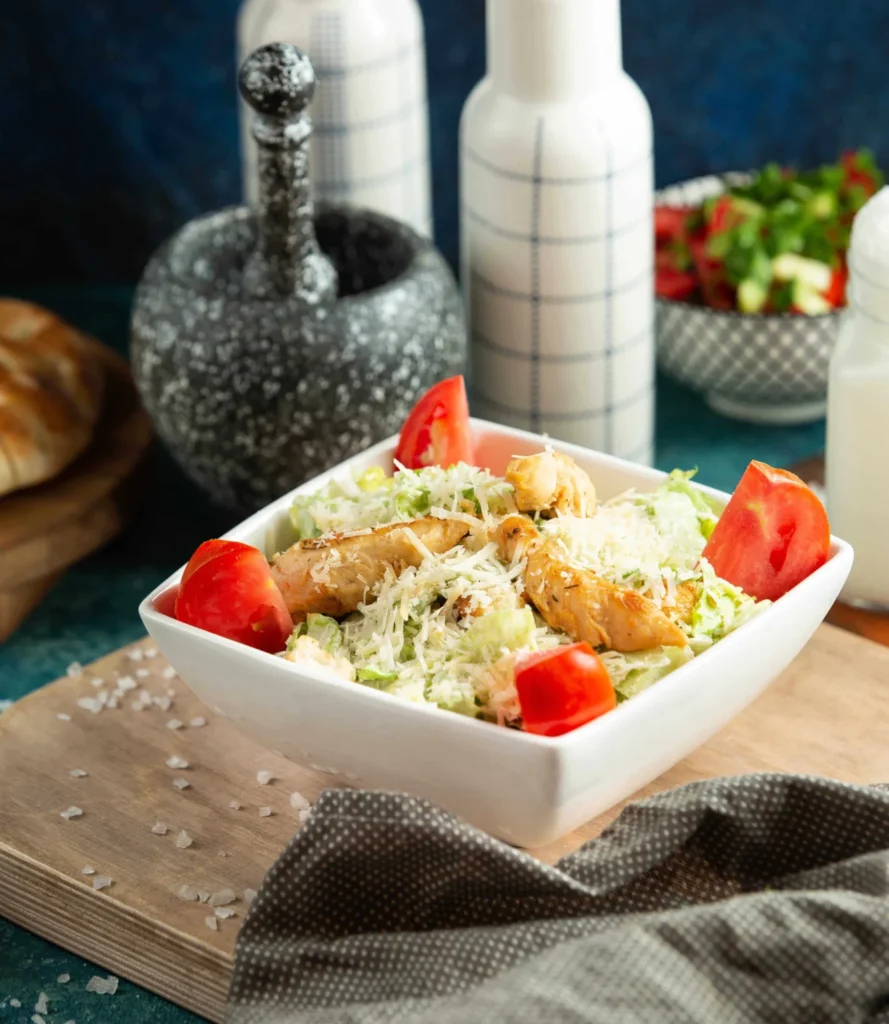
[[175, 539, 293, 653], [655, 206, 693, 244], [655, 268, 698, 301], [703, 461, 831, 602], [394, 375, 474, 470], [824, 266, 847, 307], [515, 642, 617, 738], [707, 195, 737, 235]]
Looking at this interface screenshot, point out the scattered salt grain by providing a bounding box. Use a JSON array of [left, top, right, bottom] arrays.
[[85, 975, 118, 994], [243, 888, 257, 904], [60, 806, 83, 820], [135, 668, 151, 679], [259, 806, 273, 818], [198, 891, 210, 903], [154, 696, 172, 712], [106, 696, 119, 710], [229, 800, 241, 811], [0, 698, 12, 712], [177, 885, 199, 901], [130, 699, 145, 711], [173, 778, 191, 791], [35, 992, 49, 1013], [175, 829, 193, 849], [166, 756, 189, 769], [117, 675, 137, 691], [127, 649, 143, 662], [209, 888, 236, 907], [166, 687, 176, 697], [145, 647, 158, 658], [82, 866, 95, 876], [298, 808, 312, 825], [69, 768, 88, 778], [90, 677, 104, 688], [92, 876, 112, 891], [189, 716, 206, 728], [161, 665, 177, 680], [10, 998, 21, 1007], [289, 791, 309, 811], [217, 850, 227, 858], [57, 713, 71, 721], [139, 688, 151, 701], [57, 974, 70, 984], [32, 1014, 47, 1024], [167, 718, 183, 730], [256, 770, 274, 786], [76, 697, 103, 714], [214, 906, 236, 919], [205, 915, 218, 931], [151, 822, 169, 835], [67, 662, 83, 678]]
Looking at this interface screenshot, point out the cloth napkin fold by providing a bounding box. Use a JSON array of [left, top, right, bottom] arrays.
[[228, 775, 889, 1024]]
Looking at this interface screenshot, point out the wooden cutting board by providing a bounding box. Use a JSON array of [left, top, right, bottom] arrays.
[[1, 626, 888, 1022], [0, 339, 153, 640]]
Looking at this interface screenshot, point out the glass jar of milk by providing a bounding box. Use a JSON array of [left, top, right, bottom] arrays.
[[826, 186, 889, 608]]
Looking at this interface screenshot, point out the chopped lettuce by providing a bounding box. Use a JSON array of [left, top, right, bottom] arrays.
[[689, 561, 766, 649], [659, 469, 722, 540], [612, 646, 694, 701], [461, 608, 535, 663], [357, 667, 398, 686], [288, 613, 343, 654]]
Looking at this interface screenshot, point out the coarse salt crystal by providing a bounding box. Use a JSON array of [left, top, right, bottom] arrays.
[[175, 829, 193, 849], [217, 850, 227, 858], [165, 756, 189, 769], [167, 718, 183, 730], [86, 975, 118, 994], [166, 687, 176, 697], [229, 800, 241, 810], [145, 647, 158, 658], [10, 997, 21, 1007], [289, 791, 310, 811], [205, 915, 218, 931], [154, 697, 172, 712], [135, 668, 151, 679], [35, 992, 49, 1013], [198, 891, 210, 903], [139, 688, 151, 701], [299, 808, 312, 825], [117, 675, 137, 691], [161, 666, 176, 681], [214, 906, 236, 919], [130, 699, 145, 711], [106, 696, 119, 710], [92, 876, 112, 891], [177, 885, 199, 901], [90, 677, 104, 688], [57, 974, 70, 983], [82, 866, 95, 875], [66, 662, 83, 677], [189, 716, 206, 728], [32, 1014, 47, 1024], [256, 770, 274, 786], [209, 888, 236, 907], [127, 649, 143, 662], [0, 698, 12, 712], [57, 713, 71, 721], [259, 806, 272, 818], [173, 778, 191, 791], [69, 768, 88, 778], [151, 822, 169, 835], [243, 888, 257, 903], [76, 697, 102, 714], [60, 806, 83, 820]]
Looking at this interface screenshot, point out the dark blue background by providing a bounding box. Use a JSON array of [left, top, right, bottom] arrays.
[[3, 0, 888, 284]]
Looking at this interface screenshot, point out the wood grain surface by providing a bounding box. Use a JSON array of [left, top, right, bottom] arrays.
[[2, 625, 888, 1021], [0, 339, 152, 639]]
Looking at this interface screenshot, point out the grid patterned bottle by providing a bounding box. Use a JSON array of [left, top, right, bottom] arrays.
[[460, 0, 654, 463], [238, 0, 432, 237]]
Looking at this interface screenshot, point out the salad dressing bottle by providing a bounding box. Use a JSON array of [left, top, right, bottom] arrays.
[[826, 186, 889, 608], [459, 0, 654, 463]]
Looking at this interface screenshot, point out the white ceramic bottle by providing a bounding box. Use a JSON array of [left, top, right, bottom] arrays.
[[826, 187, 889, 608], [237, 0, 432, 236], [459, 0, 654, 463]]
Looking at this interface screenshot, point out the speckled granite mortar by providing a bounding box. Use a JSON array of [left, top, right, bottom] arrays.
[[131, 43, 465, 511]]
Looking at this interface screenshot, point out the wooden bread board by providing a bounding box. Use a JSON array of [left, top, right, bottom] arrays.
[[0, 339, 152, 640], [2, 626, 889, 1022]]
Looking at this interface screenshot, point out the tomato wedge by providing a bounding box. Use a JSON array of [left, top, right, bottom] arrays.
[[655, 268, 697, 301], [703, 461, 831, 602], [394, 375, 474, 470], [515, 642, 616, 738], [175, 539, 293, 653]]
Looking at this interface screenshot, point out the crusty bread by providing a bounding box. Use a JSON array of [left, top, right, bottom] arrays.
[[0, 299, 104, 497]]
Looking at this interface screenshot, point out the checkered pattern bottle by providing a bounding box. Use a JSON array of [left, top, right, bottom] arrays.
[[238, 0, 432, 238], [460, 0, 654, 463]]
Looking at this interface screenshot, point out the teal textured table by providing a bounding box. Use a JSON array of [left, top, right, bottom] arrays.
[[0, 287, 825, 1022]]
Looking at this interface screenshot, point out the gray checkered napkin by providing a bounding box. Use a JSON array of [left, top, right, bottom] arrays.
[[228, 775, 889, 1024]]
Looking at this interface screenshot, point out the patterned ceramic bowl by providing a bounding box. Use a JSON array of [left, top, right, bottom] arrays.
[[656, 174, 842, 425]]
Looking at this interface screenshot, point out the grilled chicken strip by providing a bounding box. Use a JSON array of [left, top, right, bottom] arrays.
[[670, 579, 700, 624], [506, 450, 597, 518], [494, 515, 688, 653], [271, 517, 470, 618]]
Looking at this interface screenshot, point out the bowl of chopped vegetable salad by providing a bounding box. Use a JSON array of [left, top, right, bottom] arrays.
[[655, 150, 883, 424], [140, 378, 852, 847]]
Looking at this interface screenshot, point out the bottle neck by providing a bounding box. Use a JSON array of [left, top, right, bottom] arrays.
[[487, 0, 622, 102], [849, 256, 889, 327]]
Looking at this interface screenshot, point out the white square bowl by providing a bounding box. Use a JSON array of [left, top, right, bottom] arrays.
[[139, 419, 853, 848]]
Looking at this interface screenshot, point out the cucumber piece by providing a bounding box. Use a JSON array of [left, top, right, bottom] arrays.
[[737, 278, 768, 313], [792, 280, 832, 315], [772, 253, 832, 292]]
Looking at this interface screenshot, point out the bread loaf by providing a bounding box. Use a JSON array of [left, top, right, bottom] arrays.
[[0, 300, 104, 497]]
